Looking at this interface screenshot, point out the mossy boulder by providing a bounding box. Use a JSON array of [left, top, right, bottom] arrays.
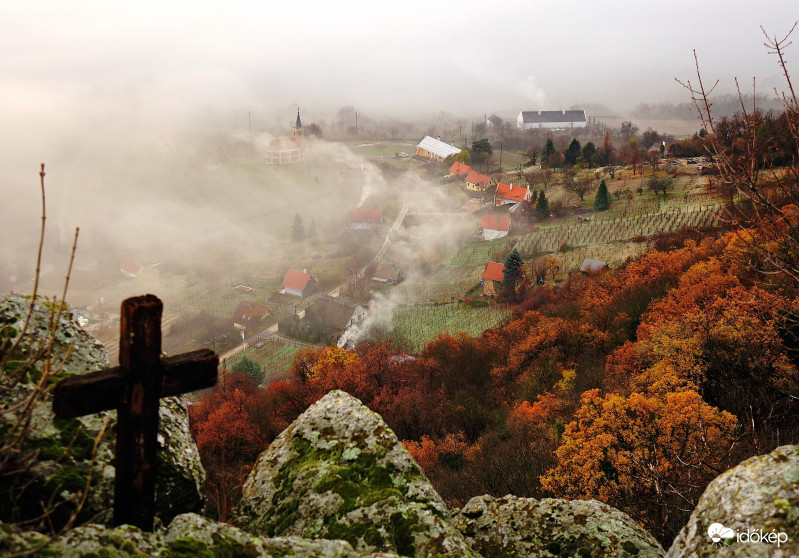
[[667, 444, 799, 557], [0, 513, 401, 557], [233, 390, 477, 557], [0, 294, 205, 530], [451, 495, 665, 558]]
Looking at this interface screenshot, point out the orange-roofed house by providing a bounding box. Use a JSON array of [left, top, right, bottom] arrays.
[[495, 183, 531, 206], [350, 207, 383, 229], [482, 261, 506, 296], [119, 258, 144, 278], [465, 171, 493, 193], [232, 301, 270, 332], [478, 214, 511, 240], [449, 161, 472, 177], [280, 269, 316, 298]]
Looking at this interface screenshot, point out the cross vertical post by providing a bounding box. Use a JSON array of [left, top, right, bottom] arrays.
[[115, 294, 162, 530]]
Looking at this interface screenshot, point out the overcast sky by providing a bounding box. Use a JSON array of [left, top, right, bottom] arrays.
[[4, 1, 798, 126]]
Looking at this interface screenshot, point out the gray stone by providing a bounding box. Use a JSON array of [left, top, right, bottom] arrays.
[[0, 294, 205, 529], [667, 444, 799, 558], [234, 390, 477, 557], [452, 494, 665, 558]]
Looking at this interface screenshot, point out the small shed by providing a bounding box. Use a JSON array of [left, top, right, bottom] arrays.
[[371, 264, 405, 285], [232, 301, 270, 332], [482, 261, 506, 296], [479, 214, 511, 240], [350, 207, 383, 229], [580, 258, 609, 274], [280, 269, 316, 297]]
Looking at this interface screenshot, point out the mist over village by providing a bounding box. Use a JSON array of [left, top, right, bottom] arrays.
[[2, 2, 799, 557]]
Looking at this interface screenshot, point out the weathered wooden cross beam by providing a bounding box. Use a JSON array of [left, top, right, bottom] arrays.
[[52, 294, 218, 531]]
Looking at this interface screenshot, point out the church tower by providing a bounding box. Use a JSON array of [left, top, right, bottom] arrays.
[[293, 108, 304, 139]]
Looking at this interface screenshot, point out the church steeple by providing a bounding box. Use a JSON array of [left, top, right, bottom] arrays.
[[293, 108, 303, 138]]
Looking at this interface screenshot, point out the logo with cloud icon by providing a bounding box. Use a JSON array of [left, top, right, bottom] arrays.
[[708, 523, 735, 543]]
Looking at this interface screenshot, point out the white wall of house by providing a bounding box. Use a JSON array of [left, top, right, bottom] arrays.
[[482, 228, 509, 241], [281, 286, 304, 297]]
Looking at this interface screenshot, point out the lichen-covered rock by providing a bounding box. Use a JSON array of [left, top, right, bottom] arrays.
[[234, 390, 477, 557], [667, 444, 799, 557], [0, 513, 402, 557], [0, 294, 205, 530], [451, 495, 665, 558]]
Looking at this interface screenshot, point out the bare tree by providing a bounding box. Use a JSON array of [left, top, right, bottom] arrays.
[[676, 23, 799, 284]]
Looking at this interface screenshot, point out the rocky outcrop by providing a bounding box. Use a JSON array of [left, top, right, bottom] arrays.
[[452, 495, 665, 558], [0, 513, 401, 557], [0, 294, 205, 529], [234, 390, 477, 557], [667, 444, 799, 557]]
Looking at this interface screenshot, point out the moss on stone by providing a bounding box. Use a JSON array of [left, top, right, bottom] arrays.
[[622, 540, 640, 555]]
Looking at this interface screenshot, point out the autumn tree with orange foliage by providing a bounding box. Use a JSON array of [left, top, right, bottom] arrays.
[[189, 372, 267, 520], [541, 388, 739, 545]]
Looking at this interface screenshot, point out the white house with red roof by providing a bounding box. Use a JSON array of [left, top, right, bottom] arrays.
[[482, 261, 506, 296], [495, 183, 531, 206], [349, 207, 383, 229], [280, 269, 316, 297], [478, 214, 511, 240]]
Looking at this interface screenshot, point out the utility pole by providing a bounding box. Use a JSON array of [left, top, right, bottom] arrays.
[[355, 112, 358, 136], [499, 142, 503, 168]]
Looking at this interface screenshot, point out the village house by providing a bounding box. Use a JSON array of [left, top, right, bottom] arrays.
[[517, 109, 587, 130], [508, 200, 532, 229], [580, 258, 609, 274], [482, 261, 505, 296], [371, 264, 405, 285], [304, 294, 367, 336], [495, 183, 531, 206], [465, 170, 493, 194], [266, 109, 304, 165], [232, 301, 270, 332], [479, 214, 511, 240], [449, 161, 472, 178], [349, 207, 383, 230], [119, 258, 144, 278], [415, 136, 462, 161], [280, 268, 316, 298]]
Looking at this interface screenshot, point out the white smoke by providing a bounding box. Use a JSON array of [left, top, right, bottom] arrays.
[[518, 75, 546, 107]]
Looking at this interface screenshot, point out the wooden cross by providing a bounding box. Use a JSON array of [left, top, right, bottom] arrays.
[[52, 294, 218, 531]]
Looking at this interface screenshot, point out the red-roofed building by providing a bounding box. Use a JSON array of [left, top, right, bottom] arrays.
[[449, 161, 472, 177], [119, 258, 144, 278], [232, 301, 270, 332], [495, 183, 531, 206], [280, 269, 316, 297], [465, 171, 493, 193], [482, 261, 506, 296], [478, 214, 511, 240], [350, 207, 383, 229]]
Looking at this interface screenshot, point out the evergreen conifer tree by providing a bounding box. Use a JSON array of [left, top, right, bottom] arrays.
[[502, 248, 523, 298], [291, 213, 305, 242], [536, 191, 550, 220], [594, 179, 611, 211]]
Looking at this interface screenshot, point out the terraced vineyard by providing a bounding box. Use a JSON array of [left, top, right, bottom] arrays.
[[450, 237, 513, 266], [395, 265, 484, 302], [391, 302, 512, 353], [517, 204, 724, 255]]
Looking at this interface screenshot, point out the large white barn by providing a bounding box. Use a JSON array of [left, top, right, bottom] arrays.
[[517, 110, 587, 130], [415, 136, 462, 161]]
